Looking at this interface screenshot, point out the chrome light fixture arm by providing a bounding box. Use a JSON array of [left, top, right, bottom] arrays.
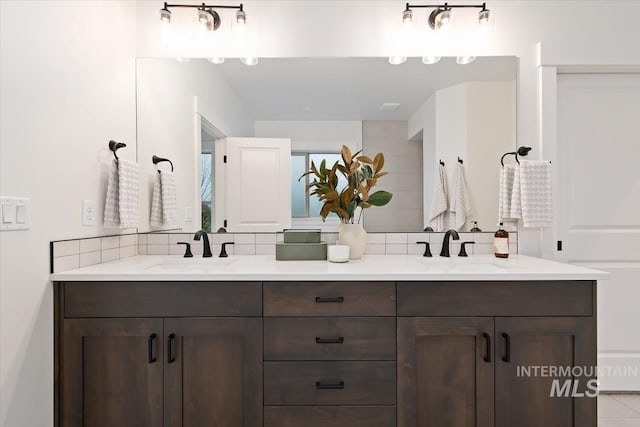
[[403, 2, 490, 29]]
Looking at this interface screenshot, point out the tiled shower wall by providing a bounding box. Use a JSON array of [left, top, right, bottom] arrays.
[[51, 231, 517, 273], [361, 120, 424, 232]]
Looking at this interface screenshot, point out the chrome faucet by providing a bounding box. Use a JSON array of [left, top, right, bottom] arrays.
[[193, 230, 213, 258], [440, 229, 460, 257]]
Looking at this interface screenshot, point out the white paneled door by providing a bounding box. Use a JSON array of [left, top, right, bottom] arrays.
[[225, 137, 292, 232], [557, 73, 640, 391]]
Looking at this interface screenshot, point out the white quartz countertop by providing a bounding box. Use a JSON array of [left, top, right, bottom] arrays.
[[51, 254, 608, 282]]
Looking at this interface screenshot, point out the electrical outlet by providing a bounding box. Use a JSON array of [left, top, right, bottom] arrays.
[[83, 200, 96, 225]]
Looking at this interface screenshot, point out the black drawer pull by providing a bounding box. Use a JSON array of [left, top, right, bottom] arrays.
[[148, 333, 157, 364], [315, 336, 345, 344], [482, 332, 491, 363], [316, 381, 345, 390], [167, 333, 176, 364], [501, 332, 511, 363], [315, 297, 344, 303]]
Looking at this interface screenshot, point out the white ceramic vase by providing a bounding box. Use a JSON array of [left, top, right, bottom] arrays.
[[338, 223, 367, 260]]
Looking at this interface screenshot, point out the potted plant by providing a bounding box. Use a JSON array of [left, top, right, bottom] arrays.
[[300, 145, 392, 259]]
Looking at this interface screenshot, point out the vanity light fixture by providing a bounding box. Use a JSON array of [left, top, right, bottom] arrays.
[[388, 56, 407, 65], [456, 55, 476, 64], [159, 2, 245, 31], [422, 56, 441, 64], [402, 2, 490, 30], [402, 9, 413, 24], [241, 57, 259, 66]]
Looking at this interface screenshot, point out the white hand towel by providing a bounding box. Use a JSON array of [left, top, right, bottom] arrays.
[[519, 160, 553, 228], [498, 164, 516, 221], [429, 164, 449, 232], [509, 164, 522, 219], [150, 172, 163, 227], [149, 171, 177, 226], [160, 171, 177, 225], [104, 159, 120, 227], [116, 159, 139, 228], [451, 162, 473, 231]]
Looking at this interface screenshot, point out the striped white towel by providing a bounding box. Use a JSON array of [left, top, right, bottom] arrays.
[[117, 159, 139, 228], [429, 164, 449, 232], [498, 164, 516, 221], [519, 160, 553, 228], [150, 171, 177, 226], [451, 162, 473, 231], [509, 165, 522, 219], [104, 160, 120, 227], [104, 159, 139, 228]]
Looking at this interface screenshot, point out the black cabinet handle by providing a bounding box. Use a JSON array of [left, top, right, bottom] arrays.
[[315, 297, 344, 303], [316, 381, 345, 390], [315, 336, 345, 344], [501, 332, 511, 363], [148, 333, 157, 364], [482, 332, 491, 363], [167, 333, 176, 364]]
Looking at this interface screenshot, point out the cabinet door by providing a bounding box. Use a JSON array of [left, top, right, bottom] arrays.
[[164, 318, 263, 427], [495, 317, 596, 427], [61, 318, 163, 427], [397, 317, 494, 427]]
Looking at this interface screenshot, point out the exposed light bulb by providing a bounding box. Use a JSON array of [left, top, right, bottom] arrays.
[[160, 7, 172, 24], [422, 56, 441, 65], [456, 56, 476, 65], [236, 9, 247, 25], [198, 8, 212, 30], [241, 57, 259, 66], [388, 56, 407, 65], [208, 57, 225, 64], [478, 9, 490, 25], [402, 9, 413, 24], [436, 9, 451, 28]]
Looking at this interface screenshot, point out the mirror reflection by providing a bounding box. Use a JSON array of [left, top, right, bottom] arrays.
[[136, 57, 517, 233]]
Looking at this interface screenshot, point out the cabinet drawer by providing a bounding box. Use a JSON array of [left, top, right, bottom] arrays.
[[264, 282, 395, 316], [264, 406, 396, 427], [264, 318, 396, 360], [264, 361, 396, 405], [397, 281, 594, 316], [63, 282, 262, 317]]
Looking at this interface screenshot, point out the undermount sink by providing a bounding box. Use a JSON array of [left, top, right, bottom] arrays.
[[145, 258, 236, 271], [413, 257, 520, 272]]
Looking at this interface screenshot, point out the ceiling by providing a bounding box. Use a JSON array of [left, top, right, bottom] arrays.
[[212, 57, 517, 121]]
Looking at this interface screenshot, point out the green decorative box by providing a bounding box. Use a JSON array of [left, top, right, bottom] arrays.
[[282, 229, 322, 244], [275, 242, 327, 261]]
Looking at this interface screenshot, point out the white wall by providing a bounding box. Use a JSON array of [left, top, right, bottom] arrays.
[[254, 121, 362, 152], [136, 59, 253, 232], [0, 2, 137, 425]]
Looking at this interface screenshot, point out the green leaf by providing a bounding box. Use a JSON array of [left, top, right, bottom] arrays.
[[367, 190, 393, 206], [320, 159, 326, 176], [346, 200, 357, 219]]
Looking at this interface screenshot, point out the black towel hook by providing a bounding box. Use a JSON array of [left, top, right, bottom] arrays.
[[458, 157, 463, 164], [152, 155, 174, 172], [500, 146, 532, 166], [109, 140, 126, 160], [439, 160, 445, 166]]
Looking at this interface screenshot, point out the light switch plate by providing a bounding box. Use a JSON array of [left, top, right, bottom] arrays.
[[1, 197, 30, 231], [185, 206, 193, 222], [82, 200, 96, 226]]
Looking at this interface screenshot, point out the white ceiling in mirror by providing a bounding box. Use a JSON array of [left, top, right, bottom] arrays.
[[209, 57, 516, 120]]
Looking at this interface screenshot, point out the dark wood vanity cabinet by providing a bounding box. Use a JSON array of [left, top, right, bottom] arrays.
[[397, 281, 597, 427], [55, 279, 596, 427], [55, 282, 263, 427]]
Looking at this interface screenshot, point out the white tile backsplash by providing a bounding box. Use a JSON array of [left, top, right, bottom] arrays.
[[79, 238, 101, 254], [101, 236, 120, 250], [79, 251, 101, 268], [53, 240, 79, 257], [51, 231, 518, 273], [101, 248, 119, 263]]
